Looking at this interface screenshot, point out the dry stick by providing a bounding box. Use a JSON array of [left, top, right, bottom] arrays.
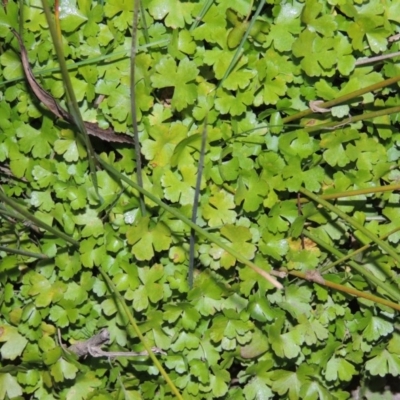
[[11, 29, 133, 145], [58, 328, 166, 359], [355, 51, 400, 66], [389, 33, 400, 42]]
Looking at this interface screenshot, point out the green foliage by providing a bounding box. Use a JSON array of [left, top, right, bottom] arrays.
[[1, 0, 400, 398]]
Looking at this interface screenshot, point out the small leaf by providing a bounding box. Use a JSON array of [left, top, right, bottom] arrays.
[[0, 373, 23, 399], [51, 357, 79, 382], [325, 356, 356, 382], [0, 325, 28, 360]]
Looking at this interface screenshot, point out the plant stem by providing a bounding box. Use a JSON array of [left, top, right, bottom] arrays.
[[303, 230, 400, 302], [0, 245, 48, 259], [96, 154, 283, 289], [189, 120, 207, 288], [99, 270, 183, 400], [283, 74, 400, 124], [0, 190, 79, 247], [130, 0, 146, 216], [297, 184, 400, 203], [42, 0, 102, 202], [300, 187, 400, 266], [319, 226, 400, 273], [304, 106, 400, 134], [281, 269, 400, 311]]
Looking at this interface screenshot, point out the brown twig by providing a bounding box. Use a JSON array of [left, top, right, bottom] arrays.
[[355, 51, 400, 66], [11, 29, 133, 144]]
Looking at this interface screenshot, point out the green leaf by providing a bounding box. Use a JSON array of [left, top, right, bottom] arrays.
[[16, 123, 55, 158], [104, 0, 133, 30], [210, 366, 229, 397], [0, 325, 28, 360], [215, 87, 254, 116], [51, 357, 79, 382], [142, 123, 188, 167], [320, 129, 359, 167], [243, 374, 274, 399], [72, 208, 103, 238], [148, 0, 194, 28], [126, 216, 172, 261], [151, 56, 199, 111], [235, 170, 269, 212], [365, 348, 400, 377], [0, 373, 23, 399], [161, 169, 195, 206], [269, 369, 305, 399], [0, 49, 23, 80], [64, 371, 102, 399], [30, 190, 55, 212], [27, 272, 66, 308], [202, 189, 237, 227], [301, 0, 337, 37], [359, 310, 393, 342], [292, 30, 337, 76], [54, 136, 87, 162], [192, 4, 227, 47], [209, 224, 256, 268], [190, 359, 210, 384], [171, 331, 200, 351], [60, 0, 87, 32], [325, 356, 356, 382]]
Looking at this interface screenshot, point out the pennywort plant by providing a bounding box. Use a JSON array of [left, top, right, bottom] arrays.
[[0, 0, 400, 398]]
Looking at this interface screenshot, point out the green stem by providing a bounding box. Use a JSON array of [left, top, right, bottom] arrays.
[[189, 119, 207, 288], [303, 230, 400, 302], [96, 154, 283, 289], [0, 245, 48, 259], [190, 0, 213, 31], [0, 39, 169, 88], [217, 0, 266, 90], [0, 190, 78, 247], [319, 226, 400, 273], [281, 269, 400, 312], [42, 0, 101, 202], [300, 187, 400, 266], [304, 106, 400, 134], [99, 270, 183, 400], [131, 0, 146, 216], [298, 184, 400, 203], [283, 74, 400, 124], [139, 0, 150, 44]]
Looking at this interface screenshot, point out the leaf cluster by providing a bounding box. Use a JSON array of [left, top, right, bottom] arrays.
[[0, 0, 400, 399]]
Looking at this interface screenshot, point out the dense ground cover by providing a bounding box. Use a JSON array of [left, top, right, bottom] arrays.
[[0, 0, 400, 398]]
